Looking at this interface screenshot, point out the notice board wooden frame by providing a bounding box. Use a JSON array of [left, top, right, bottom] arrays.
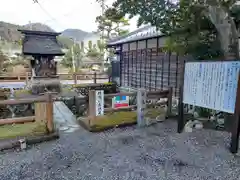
[[177, 60, 240, 154]]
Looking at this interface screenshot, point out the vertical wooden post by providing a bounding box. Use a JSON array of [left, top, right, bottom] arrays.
[[88, 90, 97, 126], [230, 73, 240, 153], [88, 90, 104, 126], [18, 75, 20, 80], [94, 72, 97, 84], [177, 60, 185, 133], [34, 100, 47, 123], [137, 89, 146, 127], [167, 87, 173, 118], [26, 72, 29, 85], [46, 93, 54, 133], [73, 73, 77, 85]]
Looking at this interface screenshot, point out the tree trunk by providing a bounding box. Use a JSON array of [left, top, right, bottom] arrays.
[[203, 3, 239, 59], [203, 3, 239, 126]]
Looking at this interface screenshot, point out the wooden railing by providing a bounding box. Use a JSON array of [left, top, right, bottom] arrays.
[[0, 72, 109, 84], [88, 88, 173, 126], [0, 93, 54, 133], [0, 87, 173, 134], [0, 75, 28, 81], [70, 72, 108, 84]]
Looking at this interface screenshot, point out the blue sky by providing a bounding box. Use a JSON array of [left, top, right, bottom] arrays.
[[0, 0, 138, 32]]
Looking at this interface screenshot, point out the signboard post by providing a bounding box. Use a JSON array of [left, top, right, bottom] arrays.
[[88, 90, 104, 126], [178, 61, 240, 153], [95, 90, 104, 116], [230, 74, 240, 153], [137, 89, 147, 127]]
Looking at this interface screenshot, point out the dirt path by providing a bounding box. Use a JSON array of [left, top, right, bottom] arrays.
[[0, 120, 240, 180]]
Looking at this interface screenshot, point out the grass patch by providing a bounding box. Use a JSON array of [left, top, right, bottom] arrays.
[[13, 89, 31, 98], [0, 122, 47, 140], [72, 84, 90, 88], [103, 82, 113, 85], [79, 111, 137, 132], [78, 108, 167, 132], [62, 87, 73, 92]]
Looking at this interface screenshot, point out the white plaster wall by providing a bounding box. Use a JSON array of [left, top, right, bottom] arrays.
[[130, 42, 136, 50], [158, 37, 167, 47], [122, 43, 129, 52], [137, 40, 146, 49], [121, 36, 167, 51], [147, 38, 157, 48]]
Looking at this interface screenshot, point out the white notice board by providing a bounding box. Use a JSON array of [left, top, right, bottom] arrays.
[[183, 61, 240, 113]]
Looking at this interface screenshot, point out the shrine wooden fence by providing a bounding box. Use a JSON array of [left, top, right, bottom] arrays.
[[0, 87, 173, 133], [0, 93, 54, 133], [0, 72, 109, 84], [87, 87, 173, 126]]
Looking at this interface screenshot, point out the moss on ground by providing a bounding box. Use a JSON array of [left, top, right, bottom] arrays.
[[103, 82, 113, 85], [0, 122, 47, 140], [72, 84, 90, 88], [78, 108, 167, 132], [13, 89, 31, 98], [62, 87, 73, 92], [79, 111, 137, 132]]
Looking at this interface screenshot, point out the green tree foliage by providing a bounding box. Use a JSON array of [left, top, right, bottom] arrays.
[[61, 43, 83, 68], [95, 7, 130, 38], [97, 39, 105, 52], [80, 41, 84, 51], [0, 49, 9, 73], [57, 36, 74, 49], [112, 0, 240, 59], [88, 41, 93, 50], [85, 40, 103, 59]]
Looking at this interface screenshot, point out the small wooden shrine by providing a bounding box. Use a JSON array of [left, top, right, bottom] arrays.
[[18, 30, 65, 94]]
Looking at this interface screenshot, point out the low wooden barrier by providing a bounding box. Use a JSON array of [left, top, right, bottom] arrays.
[[0, 87, 173, 134], [86, 87, 173, 129], [0, 75, 28, 82], [71, 72, 108, 84], [0, 93, 54, 133], [0, 72, 109, 84]]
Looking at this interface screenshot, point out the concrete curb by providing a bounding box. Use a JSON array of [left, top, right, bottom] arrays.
[[77, 118, 137, 133], [0, 132, 59, 152]]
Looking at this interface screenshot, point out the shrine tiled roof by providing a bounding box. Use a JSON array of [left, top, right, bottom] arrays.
[[107, 25, 164, 46], [18, 30, 65, 56]]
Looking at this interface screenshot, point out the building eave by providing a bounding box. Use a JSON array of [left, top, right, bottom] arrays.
[[107, 25, 164, 46], [18, 29, 61, 36]]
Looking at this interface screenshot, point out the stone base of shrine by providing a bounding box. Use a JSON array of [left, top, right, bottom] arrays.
[[31, 76, 61, 95]]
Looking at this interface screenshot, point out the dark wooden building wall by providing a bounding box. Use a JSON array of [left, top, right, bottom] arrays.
[[120, 38, 183, 97]]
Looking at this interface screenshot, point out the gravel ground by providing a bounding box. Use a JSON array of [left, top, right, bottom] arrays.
[[0, 120, 240, 180]]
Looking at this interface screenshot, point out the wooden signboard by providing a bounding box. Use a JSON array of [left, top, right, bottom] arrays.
[[95, 90, 104, 116], [178, 61, 240, 153]]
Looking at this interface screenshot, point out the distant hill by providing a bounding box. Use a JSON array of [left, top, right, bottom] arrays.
[[0, 21, 92, 49], [0, 22, 55, 42], [0, 21, 21, 42], [61, 29, 90, 42]]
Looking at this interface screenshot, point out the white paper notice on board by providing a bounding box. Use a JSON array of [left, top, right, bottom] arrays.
[[95, 90, 104, 116], [183, 61, 240, 113]]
